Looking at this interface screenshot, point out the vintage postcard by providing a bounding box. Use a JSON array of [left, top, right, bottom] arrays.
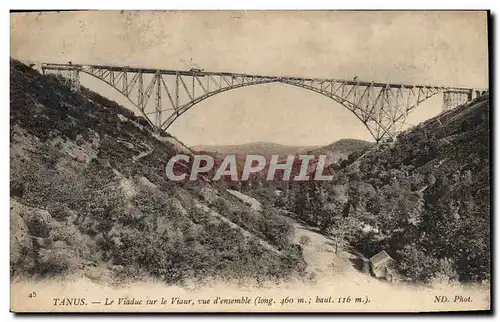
[[9, 10, 490, 313]]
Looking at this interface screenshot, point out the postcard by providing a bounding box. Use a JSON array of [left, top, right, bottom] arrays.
[[10, 10, 490, 313]]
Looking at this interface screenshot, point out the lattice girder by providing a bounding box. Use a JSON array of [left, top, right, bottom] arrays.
[[41, 63, 481, 142]]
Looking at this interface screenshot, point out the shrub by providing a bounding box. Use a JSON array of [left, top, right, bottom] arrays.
[[47, 202, 72, 222], [24, 209, 53, 238], [299, 235, 311, 246], [36, 243, 78, 275], [259, 207, 294, 249], [396, 244, 439, 283]]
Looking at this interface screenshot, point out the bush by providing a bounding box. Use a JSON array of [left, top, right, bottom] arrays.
[[259, 208, 294, 249], [24, 209, 53, 238], [36, 242, 78, 275], [396, 244, 439, 283], [299, 235, 311, 246], [10, 177, 24, 198], [47, 202, 72, 222], [429, 258, 459, 285]]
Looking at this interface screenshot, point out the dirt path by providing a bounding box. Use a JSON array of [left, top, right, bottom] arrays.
[[226, 189, 262, 211], [292, 221, 375, 285]]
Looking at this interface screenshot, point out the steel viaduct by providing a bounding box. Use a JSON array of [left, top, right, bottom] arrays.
[[41, 62, 487, 142]]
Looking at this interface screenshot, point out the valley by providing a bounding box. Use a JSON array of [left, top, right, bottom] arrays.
[[9, 59, 490, 305]]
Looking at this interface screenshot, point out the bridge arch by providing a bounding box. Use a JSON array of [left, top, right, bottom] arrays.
[[159, 79, 391, 141]]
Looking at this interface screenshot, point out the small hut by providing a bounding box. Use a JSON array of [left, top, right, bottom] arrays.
[[369, 250, 397, 282]]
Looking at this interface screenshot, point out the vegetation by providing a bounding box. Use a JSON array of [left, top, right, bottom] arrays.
[[9, 59, 305, 284], [285, 94, 490, 284], [10, 58, 489, 286]]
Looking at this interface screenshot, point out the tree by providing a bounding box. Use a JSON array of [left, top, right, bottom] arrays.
[[292, 183, 309, 221], [326, 215, 359, 254]]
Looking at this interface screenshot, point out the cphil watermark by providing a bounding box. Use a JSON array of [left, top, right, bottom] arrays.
[[165, 154, 334, 181]]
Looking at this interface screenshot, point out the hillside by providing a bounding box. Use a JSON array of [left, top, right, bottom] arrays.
[[289, 93, 491, 284], [9, 59, 305, 285], [306, 138, 374, 167]]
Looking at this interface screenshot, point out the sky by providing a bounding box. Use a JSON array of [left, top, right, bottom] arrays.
[[10, 11, 489, 146]]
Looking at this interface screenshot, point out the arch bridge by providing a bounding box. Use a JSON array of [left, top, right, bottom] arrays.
[[41, 62, 486, 142]]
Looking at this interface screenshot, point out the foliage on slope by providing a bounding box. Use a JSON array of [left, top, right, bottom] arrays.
[[289, 94, 490, 283], [10, 59, 305, 284]]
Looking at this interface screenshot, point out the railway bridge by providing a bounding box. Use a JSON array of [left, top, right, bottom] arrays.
[[41, 62, 487, 142]]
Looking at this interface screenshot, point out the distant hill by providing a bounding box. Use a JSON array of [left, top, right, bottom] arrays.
[[306, 138, 374, 167], [191, 142, 318, 184], [191, 139, 372, 181], [191, 142, 317, 156]]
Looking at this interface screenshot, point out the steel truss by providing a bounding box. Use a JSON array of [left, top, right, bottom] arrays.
[[41, 63, 484, 142]]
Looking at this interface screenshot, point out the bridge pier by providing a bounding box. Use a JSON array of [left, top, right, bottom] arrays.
[[442, 90, 471, 112], [442, 88, 487, 112], [43, 66, 81, 92]]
